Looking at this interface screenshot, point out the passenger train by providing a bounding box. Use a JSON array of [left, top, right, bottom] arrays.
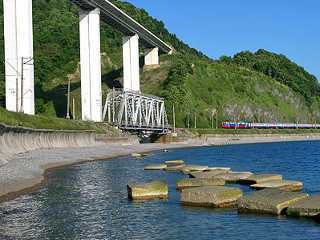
[[222, 121, 320, 129]]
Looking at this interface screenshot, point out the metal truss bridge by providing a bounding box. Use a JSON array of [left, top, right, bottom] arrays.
[[102, 90, 170, 133]]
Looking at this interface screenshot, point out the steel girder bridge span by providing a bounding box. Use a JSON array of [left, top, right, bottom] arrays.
[[103, 90, 170, 134]]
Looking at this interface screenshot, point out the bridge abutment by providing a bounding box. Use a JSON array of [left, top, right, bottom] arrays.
[[79, 8, 102, 122], [3, 0, 35, 115], [144, 47, 159, 66]]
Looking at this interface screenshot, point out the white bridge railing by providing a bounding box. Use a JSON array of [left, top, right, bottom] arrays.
[[103, 89, 170, 133]]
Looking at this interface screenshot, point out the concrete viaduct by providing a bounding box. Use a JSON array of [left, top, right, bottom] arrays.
[[3, 0, 173, 124]]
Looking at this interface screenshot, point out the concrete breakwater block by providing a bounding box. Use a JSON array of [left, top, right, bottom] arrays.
[[189, 169, 229, 179], [181, 186, 243, 208], [127, 181, 168, 200], [176, 178, 225, 190], [0, 159, 8, 167], [144, 164, 167, 170], [250, 180, 303, 192], [214, 172, 253, 183], [206, 167, 231, 172], [287, 195, 320, 217], [131, 153, 145, 158], [237, 188, 309, 215], [238, 174, 282, 185], [181, 165, 209, 173], [165, 164, 186, 172], [165, 160, 185, 167]]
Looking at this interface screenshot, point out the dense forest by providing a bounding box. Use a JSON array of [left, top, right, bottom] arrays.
[[0, 0, 319, 128]]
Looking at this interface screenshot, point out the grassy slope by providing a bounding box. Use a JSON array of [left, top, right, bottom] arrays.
[[141, 56, 317, 128], [0, 107, 108, 131]]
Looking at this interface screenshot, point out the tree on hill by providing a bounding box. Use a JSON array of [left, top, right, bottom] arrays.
[[221, 49, 320, 104]]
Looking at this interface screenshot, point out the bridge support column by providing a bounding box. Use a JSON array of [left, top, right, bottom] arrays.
[[123, 34, 140, 92], [144, 47, 159, 66], [79, 8, 102, 122], [3, 0, 35, 114]]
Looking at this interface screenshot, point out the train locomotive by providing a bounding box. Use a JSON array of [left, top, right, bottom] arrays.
[[222, 121, 320, 129]]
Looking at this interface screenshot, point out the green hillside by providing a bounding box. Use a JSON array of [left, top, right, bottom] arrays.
[[0, 0, 319, 129]]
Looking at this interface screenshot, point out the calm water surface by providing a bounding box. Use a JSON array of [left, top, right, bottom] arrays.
[[1, 141, 320, 240]]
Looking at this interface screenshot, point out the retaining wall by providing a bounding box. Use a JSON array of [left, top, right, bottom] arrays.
[[0, 124, 97, 166]]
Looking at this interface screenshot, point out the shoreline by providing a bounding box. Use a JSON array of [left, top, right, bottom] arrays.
[[1, 133, 320, 203]]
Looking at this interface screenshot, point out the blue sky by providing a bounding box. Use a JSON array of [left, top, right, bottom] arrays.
[[126, 0, 320, 79]]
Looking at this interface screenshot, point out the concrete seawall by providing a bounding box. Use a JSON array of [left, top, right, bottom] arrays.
[[157, 132, 320, 145], [0, 124, 97, 166]]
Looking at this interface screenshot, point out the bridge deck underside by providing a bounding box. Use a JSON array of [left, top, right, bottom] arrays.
[[71, 0, 172, 53]]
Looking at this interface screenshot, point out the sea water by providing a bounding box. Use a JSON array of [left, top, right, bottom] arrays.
[[1, 141, 320, 239]]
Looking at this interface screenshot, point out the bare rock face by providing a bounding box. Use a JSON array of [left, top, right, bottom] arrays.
[[144, 164, 167, 170], [214, 172, 253, 183], [165, 160, 185, 167], [287, 195, 320, 217], [250, 180, 303, 192], [127, 181, 168, 200], [189, 169, 229, 179], [238, 174, 282, 185], [181, 165, 209, 173], [181, 186, 243, 208], [176, 178, 225, 190], [237, 188, 309, 215]]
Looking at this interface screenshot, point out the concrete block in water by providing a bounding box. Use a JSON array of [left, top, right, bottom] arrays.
[[181, 165, 209, 173], [165, 164, 186, 172], [127, 181, 168, 200], [189, 169, 229, 179], [214, 172, 253, 183], [165, 160, 185, 167], [181, 186, 243, 208], [206, 167, 231, 171], [237, 188, 309, 215], [176, 178, 225, 190], [250, 180, 303, 192], [287, 195, 320, 217], [238, 174, 282, 185], [144, 164, 167, 170]]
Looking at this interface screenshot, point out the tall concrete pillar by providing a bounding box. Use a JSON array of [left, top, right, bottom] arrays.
[[79, 8, 102, 122], [144, 47, 159, 66], [123, 34, 140, 92], [3, 0, 35, 114]]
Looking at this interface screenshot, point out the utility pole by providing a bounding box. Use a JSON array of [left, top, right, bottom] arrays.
[[194, 113, 197, 129], [187, 113, 190, 129], [216, 110, 218, 129], [211, 111, 214, 129], [72, 97, 75, 120], [16, 76, 19, 112], [172, 103, 176, 133], [66, 78, 71, 119], [112, 87, 115, 124], [20, 57, 24, 113]]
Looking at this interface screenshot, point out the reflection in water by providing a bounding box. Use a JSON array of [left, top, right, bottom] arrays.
[[1, 141, 320, 239]]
